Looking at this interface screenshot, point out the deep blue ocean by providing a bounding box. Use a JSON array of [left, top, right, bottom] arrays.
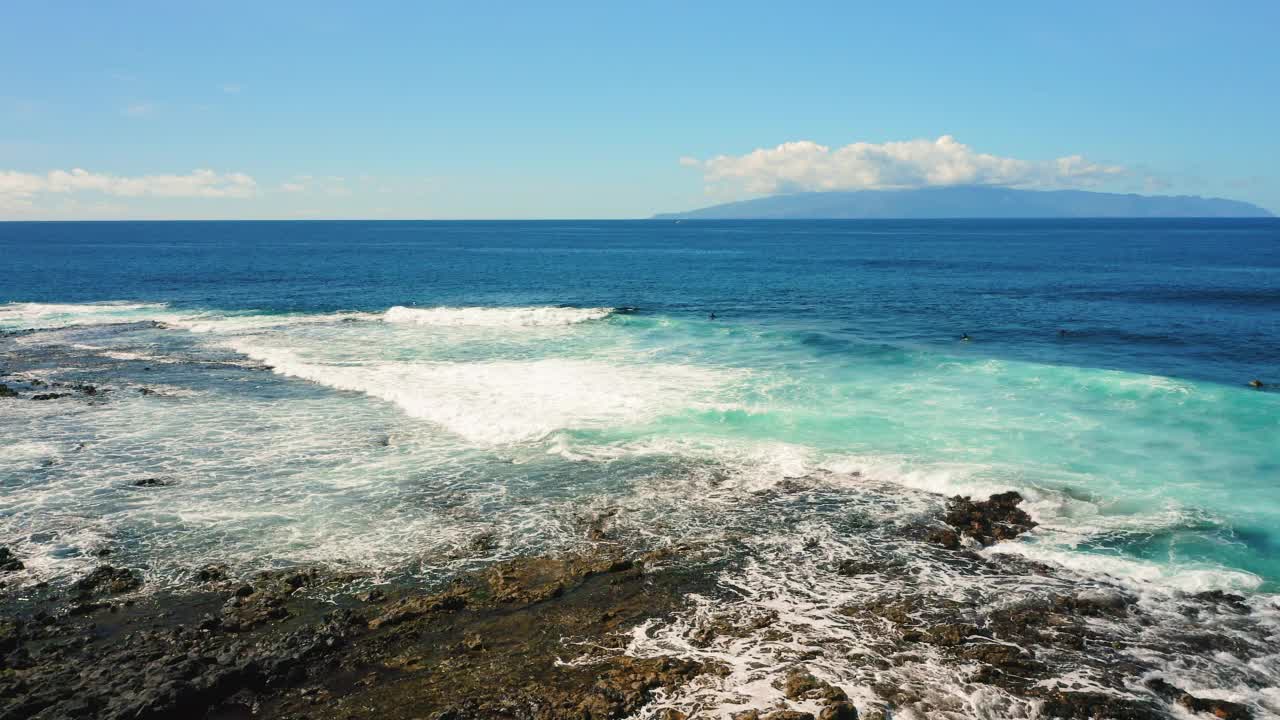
[[2, 219, 1280, 713], [5, 219, 1279, 383]]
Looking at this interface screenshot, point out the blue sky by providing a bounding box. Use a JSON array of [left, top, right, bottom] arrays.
[[2, 1, 1277, 219]]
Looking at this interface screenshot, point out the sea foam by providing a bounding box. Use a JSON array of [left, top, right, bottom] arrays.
[[382, 305, 614, 327], [224, 338, 736, 445], [0, 301, 170, 330]]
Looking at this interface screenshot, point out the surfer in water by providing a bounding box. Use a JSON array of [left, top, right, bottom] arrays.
[[1250, 379, 1266, 389], [709, 312, 717, 320], [961, 333, 971, 342]]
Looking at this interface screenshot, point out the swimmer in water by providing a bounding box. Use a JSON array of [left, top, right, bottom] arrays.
[[1250, 379, 1265, 389], [961, 333, 971, 342], [709, 312, 717, 320]]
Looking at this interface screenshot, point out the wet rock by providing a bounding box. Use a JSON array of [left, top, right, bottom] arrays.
[[0, 383, 19, 398], [485, 553, 636, 605], [73, 565, 143, 597], [926, 528, 962, 549], [195, 564, 229, 582], [834, 558, 879, 576], [941, 491, 1037, 546], [574, 656, 706, 718], [1034, 690, 1160, 719], [1192, 589, 1250, 613], [0, 619, 21, 654], [819, 702, 859, 720], [762, 712, 817, 720], [921, 622, 985, 646], [1056, 589, 1134, 617], [0, 547, 23, 573], [1145, 678, 1253, 719], [468, 531, 499, 553], [132, 477, 175, 488], [30, 392, 70, 400], [368, 587, 467, 629], [219, 568, 345, 629], [462, 632, 484, 651], [782, 669, 847, 702], [581, 508, 619, 541], [690, 607, 778, 647]]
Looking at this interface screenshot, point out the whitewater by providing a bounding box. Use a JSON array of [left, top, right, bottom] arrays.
[[2, 218, 1278, 717]]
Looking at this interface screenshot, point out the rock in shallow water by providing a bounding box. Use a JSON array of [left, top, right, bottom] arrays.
[[0, 547, 23, 573], [939, 490, 1037, 546]]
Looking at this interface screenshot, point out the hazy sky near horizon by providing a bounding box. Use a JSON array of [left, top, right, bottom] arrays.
[[2, 1, 1278, 219]]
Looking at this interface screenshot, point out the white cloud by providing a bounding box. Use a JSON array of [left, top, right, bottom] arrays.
[[683, 135, 1127, 194], [122, 103, 154, 117], [221, 83, 243, 94], [0, 168, 258, 210], [275, 174, 349, 197]]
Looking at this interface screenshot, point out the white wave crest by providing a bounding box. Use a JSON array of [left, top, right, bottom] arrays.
[[225, 339, 736, 444], [0, 301, 169, 330], [166, 311, 378, 334], [382, 305, 613, 328]]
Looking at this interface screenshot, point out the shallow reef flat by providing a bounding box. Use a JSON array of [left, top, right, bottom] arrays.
[[1, 490, 1272, 720]]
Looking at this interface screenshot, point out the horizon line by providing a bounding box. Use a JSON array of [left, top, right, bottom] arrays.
[[3, 216, 1279, 223]]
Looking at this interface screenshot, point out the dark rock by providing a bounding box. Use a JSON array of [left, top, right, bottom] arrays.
[[1034, 690, 1160, 719], [368, 587, 467, 629], [73, 565, 143, 598], [926, 528, 962, 549], [922, 623, 984, 646], [819, 702, 859, 720], [468, 532, 499, 552], [1192, 590, 1250, 613], [0, 383, 18, 398], [834, 558, 879, 576], [133, 478, 175, 488], [195, 564, 229, 582], [30, 393, 70, 401], [0, 547, 23, 573], [941, 491, 1037, 546], [1146, 678, 1253, 719], [0, 619, 21, 654], [1056, 589, 1134, 617], [782, 670, 847, 702]]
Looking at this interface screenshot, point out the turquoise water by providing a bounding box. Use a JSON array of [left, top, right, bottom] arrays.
[[1, 219, 1277, 593], [4, 219, 1280, 715]]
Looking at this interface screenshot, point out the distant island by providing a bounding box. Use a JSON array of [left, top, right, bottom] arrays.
[[653, 186, 1274, 219]]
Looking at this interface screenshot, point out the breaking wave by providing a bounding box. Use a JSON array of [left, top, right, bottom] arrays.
[[383, 305, 614, 327]]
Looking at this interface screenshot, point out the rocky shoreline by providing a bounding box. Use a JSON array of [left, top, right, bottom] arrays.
[[1, 491, 1269, 720]]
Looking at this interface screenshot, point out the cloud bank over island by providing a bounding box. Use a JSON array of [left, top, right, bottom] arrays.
[[680, 135, 1130, 195]]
